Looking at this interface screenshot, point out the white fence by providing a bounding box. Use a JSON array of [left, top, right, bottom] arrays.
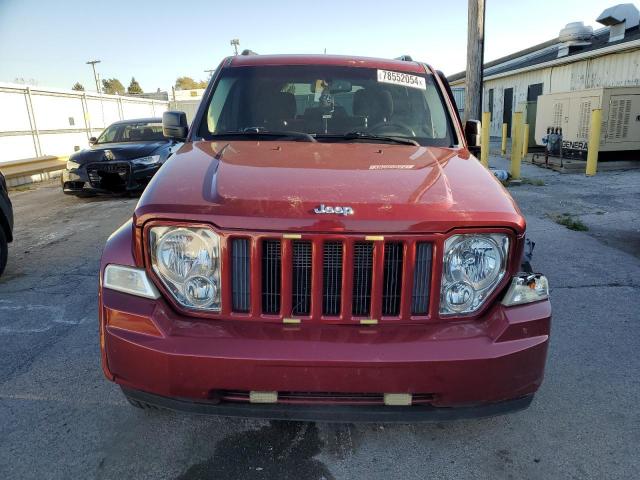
[[0, 83, 169, 163]]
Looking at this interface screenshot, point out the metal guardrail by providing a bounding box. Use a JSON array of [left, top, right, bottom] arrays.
[[0, 156, 68, 186]]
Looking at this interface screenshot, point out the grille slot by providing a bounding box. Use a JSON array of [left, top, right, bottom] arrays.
[[261, 240, 281, 314], [412, 242, 432, 314], [86, 162, 130, 190], [231, 238, 250, 312], [382, 242, 403, 316], [292, 241, 312, 315], [352, 242, 374, 316], [322, 241, 343, 316]]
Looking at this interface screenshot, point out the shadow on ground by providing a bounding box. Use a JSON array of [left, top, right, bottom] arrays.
[[176, 421, 334, 480]]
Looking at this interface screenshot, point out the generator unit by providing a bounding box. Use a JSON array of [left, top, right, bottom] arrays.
[[535, 87, 640, 158]]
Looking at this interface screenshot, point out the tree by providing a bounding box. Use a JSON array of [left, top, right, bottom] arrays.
[[127, 77, 143, 94], [101, 78, 125, 95], [175, 76, 208, 90], [72, 82, 85, 91]]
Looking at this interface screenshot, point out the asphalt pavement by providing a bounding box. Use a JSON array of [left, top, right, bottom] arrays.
[[1, 161, 639, 479]]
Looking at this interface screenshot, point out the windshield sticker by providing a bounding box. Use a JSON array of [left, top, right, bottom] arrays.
[[377, 70, 426, 90]]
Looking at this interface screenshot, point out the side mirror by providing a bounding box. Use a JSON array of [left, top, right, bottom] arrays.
[[88, 136, 97, 145], [464, 120, 481, 156], [162, 111, 189, 141]]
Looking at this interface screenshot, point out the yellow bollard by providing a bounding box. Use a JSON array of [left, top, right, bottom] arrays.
[[522, 123, 530, 159], [480, 111, 491, 167], [501, 123, 507, 156], [586, 109, 602, 176], [511, 112, 522, 180]]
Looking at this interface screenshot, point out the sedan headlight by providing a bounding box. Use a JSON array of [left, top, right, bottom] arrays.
[[440, 234, 509, 315], [131, 154, 161, 166], [66, 160, 81, 170], [149, 226, 221, 311]]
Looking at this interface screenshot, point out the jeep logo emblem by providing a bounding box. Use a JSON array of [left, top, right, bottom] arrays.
[[314, 204, 354, 216]]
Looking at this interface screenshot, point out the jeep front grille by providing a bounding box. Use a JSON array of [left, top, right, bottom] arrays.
[[292, 241, 312, 315], [231, 238, 250, 312], [229, 235, 433, 322], [322, 241, 343, 316], [261, 240, 281, 314]]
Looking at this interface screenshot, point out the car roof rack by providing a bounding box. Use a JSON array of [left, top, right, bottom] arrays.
[[241, 49, 258, 56], [395, 55, 413, 61]]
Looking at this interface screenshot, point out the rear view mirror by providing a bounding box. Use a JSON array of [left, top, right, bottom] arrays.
[[464, 120, 481, 156], [329, 79, 352, 94], [162, 111, 189, 141], [88, 136, 97, 145]]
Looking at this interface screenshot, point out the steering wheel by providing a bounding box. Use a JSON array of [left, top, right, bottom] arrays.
[[369, 121, 417, 138]]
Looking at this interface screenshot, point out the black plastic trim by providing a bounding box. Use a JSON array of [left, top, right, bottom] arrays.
[[121, 387, 534, 423]]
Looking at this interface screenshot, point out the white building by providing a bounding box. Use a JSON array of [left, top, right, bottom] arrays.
[[448, 3, 640, 140]]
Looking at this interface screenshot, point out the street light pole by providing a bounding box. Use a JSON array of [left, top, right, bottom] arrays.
[[86, 59, 101, 93], [230, 39, 240, 56]]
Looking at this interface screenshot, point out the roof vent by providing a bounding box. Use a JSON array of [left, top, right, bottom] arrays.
[[597, 3, 640, 42], [557, 22, 593, 57]]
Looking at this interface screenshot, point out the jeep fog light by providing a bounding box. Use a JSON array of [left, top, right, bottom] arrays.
[[149, 226, 221, 311], [502, 274, 549, 307], [440, 234, 509, 315], [103, 265, 160, 299]]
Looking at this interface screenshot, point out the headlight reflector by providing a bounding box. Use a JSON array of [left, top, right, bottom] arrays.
[[502, 274, 549, 307], [150, 226, 221, 311], [440, 234, 509, 315]]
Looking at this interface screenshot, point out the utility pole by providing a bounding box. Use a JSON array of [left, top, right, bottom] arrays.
[[464, 0, 485, 123], [86, 59, 101, 93], [204, 69, 215, 81], [230, 39, 240, 56]]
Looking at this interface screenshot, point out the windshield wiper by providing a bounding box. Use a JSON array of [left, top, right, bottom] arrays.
[[341, 131, 419, 146], [212, 128, 317, 142]]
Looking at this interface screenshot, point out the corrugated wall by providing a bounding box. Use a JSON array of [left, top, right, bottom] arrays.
[[0, 84, 168, 163], [477, 48, 640, 137]]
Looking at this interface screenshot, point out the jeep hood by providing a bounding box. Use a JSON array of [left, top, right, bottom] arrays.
[[135, 141, 525, 234]]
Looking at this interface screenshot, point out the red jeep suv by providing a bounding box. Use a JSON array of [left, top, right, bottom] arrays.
[[99, 54, 551, 421]]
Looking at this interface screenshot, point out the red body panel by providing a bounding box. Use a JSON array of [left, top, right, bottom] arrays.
[[99, 55, 550, 412], [135, 141, 524, 234]]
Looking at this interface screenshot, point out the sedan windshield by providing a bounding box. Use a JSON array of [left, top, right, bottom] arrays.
[[199, 65, 455, 147], [96, 122, 165, 144]]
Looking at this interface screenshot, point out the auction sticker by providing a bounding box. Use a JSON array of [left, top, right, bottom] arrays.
[[377, 69, 426, 90]]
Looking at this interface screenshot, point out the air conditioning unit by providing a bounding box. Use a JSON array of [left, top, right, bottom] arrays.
[[535, 87, 640, 156]]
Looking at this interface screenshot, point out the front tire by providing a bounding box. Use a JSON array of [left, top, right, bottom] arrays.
[[0, 227, 8, 276]]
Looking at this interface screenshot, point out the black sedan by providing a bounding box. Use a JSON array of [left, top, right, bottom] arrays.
[[62, 118, 181, 196], [0, 170, 13, 276]]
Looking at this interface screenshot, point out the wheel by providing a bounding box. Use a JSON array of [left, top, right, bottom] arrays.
[[0, 227, 7, 276]]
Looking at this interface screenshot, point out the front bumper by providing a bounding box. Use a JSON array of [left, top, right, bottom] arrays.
[[123, 386, 534, 422], [101, 286, 551, 418], [62, 163, 160, 195]]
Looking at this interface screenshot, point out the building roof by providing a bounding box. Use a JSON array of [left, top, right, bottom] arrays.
[[228, 54, 426, 73], [447, 24, 640, 83]]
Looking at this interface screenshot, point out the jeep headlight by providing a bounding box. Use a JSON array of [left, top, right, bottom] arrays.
[[440, 234, 509, 315], [149, 226, 221, 311]]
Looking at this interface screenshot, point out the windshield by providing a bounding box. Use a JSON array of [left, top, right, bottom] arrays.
[[199, 65, 455, 147], [96, 122, 165, 144]]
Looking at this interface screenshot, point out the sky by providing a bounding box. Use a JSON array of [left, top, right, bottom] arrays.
[[0, 0, 614, 92]]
